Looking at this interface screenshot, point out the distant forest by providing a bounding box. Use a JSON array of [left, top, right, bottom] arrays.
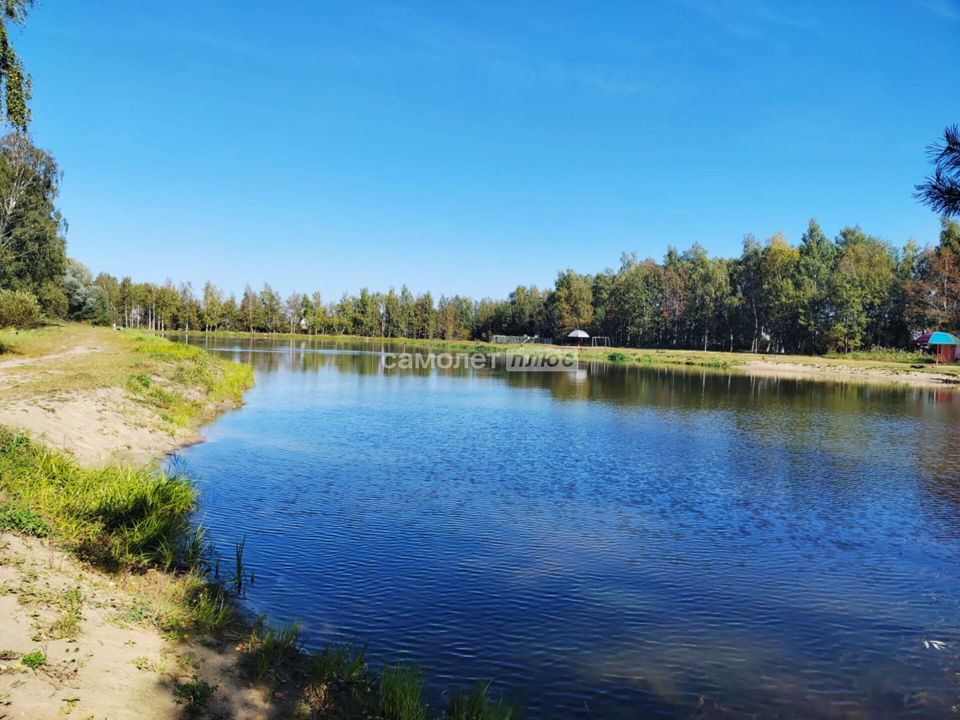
[[2, 5, 960, 356], [1, 121, 959, 355], [0, 0, 959, 355], [15, 211, 960, 355]]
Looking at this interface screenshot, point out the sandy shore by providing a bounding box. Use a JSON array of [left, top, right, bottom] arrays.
[[0, 533, 271, 720], [0, 329, 242, 467], [736, 357, 960, 389], [0, 327, 271, 719], [0, 384, 208, 467]]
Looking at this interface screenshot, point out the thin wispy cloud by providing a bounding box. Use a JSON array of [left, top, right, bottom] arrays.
[[914, 0, 960, 20], [673, 0, 824, 38], [367, 2, 648, 96]]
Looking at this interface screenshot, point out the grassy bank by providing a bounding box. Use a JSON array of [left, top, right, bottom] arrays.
[[0, 324, 255, 430]]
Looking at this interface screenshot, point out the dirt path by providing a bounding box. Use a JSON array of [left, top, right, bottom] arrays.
[[0, 344, 96, 371]]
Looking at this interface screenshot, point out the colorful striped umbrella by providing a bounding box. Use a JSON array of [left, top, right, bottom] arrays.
[[915, 331, 960, 345]]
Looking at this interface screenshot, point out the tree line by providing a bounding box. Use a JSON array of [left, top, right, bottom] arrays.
[[2, 5, 960, 355], [2, 124, 960, 354], [65, 217, 960, 354], [0, 2, 958, 360]]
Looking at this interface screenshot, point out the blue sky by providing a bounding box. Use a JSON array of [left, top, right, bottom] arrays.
[[18, 0, 960, 299]]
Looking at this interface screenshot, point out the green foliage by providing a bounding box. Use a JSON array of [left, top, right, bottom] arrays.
[[0, 504, 48, 535], [916, 125, 960, 218], [33, 279, 67, 317], [20, 650, 44, 669], [172, 678, 214, 715], [92, 215, 948, 356], [825, 347, 929, 363], [379, 662, 428, 720], [0, 288, 38, 327], [0, 3, 33, 130], [549, 269, 594, 338], [0, 134, 64, 296], [64, 259, 113, 324]]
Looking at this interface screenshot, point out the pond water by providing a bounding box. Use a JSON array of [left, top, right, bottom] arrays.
[[172, 336, 960, 719]]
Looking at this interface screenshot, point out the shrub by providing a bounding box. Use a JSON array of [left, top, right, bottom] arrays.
[[173, 679, 214, 715], [0, 289, 40, 328], [21, 650, 45, 669]]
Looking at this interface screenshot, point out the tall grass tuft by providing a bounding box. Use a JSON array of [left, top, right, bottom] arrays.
[[309, 640, 368, 688], [228, 534, 250, 594], [0, 428, 197, 571], [188, 585, 234, 634], [245, 617, 304, 685], [446, 681, 514, 720], [380, 662, 429, 720]]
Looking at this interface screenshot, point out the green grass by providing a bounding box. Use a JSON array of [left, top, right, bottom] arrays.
[[825, 347, 931, 363], [125, 333, 255, 429], [0, 430, 241, 644], [0, 505, 50, 536], [0, 428, 198, 571], [173, 678, 214, 716], [379, 662, 429, 720], [245, 617, 304, 685], [184, 585, 234, 635], [0, 324, 254, 435], [446, 681, 515, 720]]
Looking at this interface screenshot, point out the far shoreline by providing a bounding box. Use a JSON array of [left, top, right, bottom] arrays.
[[161, 328, 960, 392]]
